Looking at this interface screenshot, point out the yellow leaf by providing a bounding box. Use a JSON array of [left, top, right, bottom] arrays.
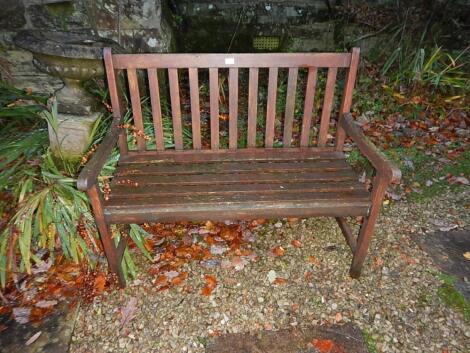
[[463, 252, 470, 261]]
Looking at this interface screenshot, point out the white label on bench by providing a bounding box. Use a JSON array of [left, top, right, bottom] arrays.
[[225, 57, 235, 65]]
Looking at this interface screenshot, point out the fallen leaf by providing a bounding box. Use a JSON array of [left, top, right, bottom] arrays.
[[311, 338, 346, 353], [463, 252, 470, 261], [201, 274, 217, 296], [93, 274, 106, 295], [335, 312, 343, 322], [35, 300, 58, 309], [25, 331, 42, 346], [272, 246, 285, 256], [120, 297, 138, 329], [274, 277, 287, 285], [291, 239, 302, 248], [13, 307, 31, 324], [308, 256, 321, 266]]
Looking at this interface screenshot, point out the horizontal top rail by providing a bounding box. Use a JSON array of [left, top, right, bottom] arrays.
[[111, 52, 352, 69]]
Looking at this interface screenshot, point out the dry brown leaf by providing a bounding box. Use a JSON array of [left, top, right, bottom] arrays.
[[308, 256, 320, 266], [93, 274, 106, 295], [201, 274, 217, 296], [273, 277, 287, 285], [291, 239, 302, 248], [272, 246, 285, 257]]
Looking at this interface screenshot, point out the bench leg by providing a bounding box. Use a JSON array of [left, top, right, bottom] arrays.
[[349, 176, 389, 278], [87, 186, 126, 287]]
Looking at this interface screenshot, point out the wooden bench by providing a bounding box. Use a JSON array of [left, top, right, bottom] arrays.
[[77, 48, 401, 287]]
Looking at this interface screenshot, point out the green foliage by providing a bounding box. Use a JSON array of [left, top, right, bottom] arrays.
[[436, 273, 470, 322], [362, 330, 379, 353], [382, 46, 469, 91]]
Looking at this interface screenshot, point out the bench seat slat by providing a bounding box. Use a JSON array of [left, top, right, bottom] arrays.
[[119, 149, 342, 164], [112, 169, 357, 186], [115, 159, 351, 176], [109, 180, 365, 198]]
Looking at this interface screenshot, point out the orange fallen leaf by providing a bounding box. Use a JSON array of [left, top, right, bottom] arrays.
[[93, 274, 106, 295], [201, 274, 217, 296], [335, 312, 343, 322], [272, 246, 285, 257], [308, 256, 320, 266], [311, 338, 346, 353], [287, 217, 299, 224], [291, 239, 302, 248], [154, 274, 168, 286], [274, 277, 287, 285]]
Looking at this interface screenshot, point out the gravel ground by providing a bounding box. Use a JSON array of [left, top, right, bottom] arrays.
[[70, 189, 470, 353]]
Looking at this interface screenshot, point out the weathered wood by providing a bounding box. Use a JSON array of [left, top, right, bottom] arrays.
[[188, 68, 202, 149], [87, 186, 125, 287], [127, 68, 146, 151], [209, 67, 219, 150], [300, 67, 318, 147], [103, 48, 127, 155], [113, 52, 352, 69], [350, 176, 388, 278], [265, 67, 278, 147], [336, 47, 360, 151], [105, 206, 369, 224], [148, 68, 165, 151], [115, 159, 351, 176], [247, 68, 259, 148], [283, 67, 299, 147], [120, 148, 341, 164], [317, 67, 338, 147], [335, 217, 357, 252], [168, 68, 183, 150], [110, 180, 365, 198], [339, 113, 401, 183], [229, 68, 239, 150], [85, 48, 400, 284], [77, 118, 122, 191], [113, 169, 358, 186]]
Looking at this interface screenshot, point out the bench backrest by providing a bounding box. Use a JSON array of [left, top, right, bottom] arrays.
[[103, 48, 360, 157]]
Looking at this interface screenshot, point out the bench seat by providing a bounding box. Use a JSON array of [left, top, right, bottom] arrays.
[[104, 152, 370, 223]]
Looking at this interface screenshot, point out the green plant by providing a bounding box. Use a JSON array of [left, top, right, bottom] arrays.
[[382, 46, 469, 91], [0, 98, 150, 287], [436, 273, 470, 322]]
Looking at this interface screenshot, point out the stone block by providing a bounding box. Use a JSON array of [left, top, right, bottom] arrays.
[[48, 113, 100, 157]]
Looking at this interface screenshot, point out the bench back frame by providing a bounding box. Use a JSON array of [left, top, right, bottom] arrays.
[[103, 48, 360, 159]]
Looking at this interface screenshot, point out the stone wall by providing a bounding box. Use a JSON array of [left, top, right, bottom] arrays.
[[172, 0, 338, 53], [0, 0, 174, 94]]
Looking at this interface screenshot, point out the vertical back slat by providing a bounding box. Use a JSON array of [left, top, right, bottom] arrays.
[[228, 68, 239, 150], [317, 67, 338, 147], [209, 68, 219, 150], [188, 68, 202, 150], [127, 68, 146, 151], [336, 48, 360, 151], [168, 68, 183, 150], [283, 67, 298, 147], [300, 67, 318, 147], [103, 48, 127, 155], [265, 67, 278, 148], [147, 68, 165, 151], [247, 68, 259, 148]]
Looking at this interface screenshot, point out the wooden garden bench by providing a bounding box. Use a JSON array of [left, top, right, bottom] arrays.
[[77, 48, 400, 287]]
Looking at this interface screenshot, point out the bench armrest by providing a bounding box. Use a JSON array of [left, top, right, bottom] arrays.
[[77, 118, 122, 191], [339, 113, 401, 184]]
